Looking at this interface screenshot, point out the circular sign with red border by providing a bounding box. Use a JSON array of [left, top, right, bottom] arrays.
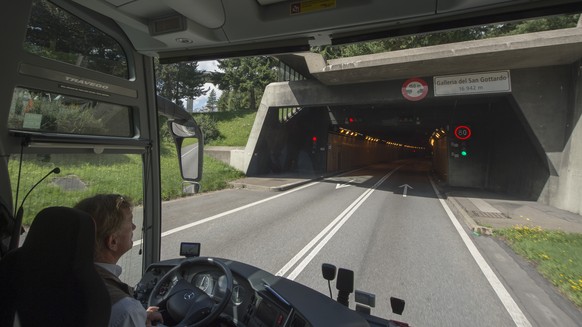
[[402, 78, 428, 101], [454, 125, 472, 140]]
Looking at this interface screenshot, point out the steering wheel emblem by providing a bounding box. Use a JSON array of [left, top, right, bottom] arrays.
[[184, 291, 196, 300]]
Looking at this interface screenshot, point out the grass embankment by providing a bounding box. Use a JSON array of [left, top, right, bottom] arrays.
[[195, 111, 256, 146], [494, 226, 582, 307], [12, 111, 251, 225], [12, 147, 244, 225]]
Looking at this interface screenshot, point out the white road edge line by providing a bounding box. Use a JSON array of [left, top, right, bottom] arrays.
[[429, 176, 532, 327], [134, 168, 369, 247], [279, 167, 399, 280], [133, 181, 319, 247]]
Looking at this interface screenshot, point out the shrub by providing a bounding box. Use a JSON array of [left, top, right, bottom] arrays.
[[193, 114, 221, 144]]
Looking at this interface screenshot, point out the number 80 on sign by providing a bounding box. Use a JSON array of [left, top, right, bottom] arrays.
[[454, 125, 472, 140]]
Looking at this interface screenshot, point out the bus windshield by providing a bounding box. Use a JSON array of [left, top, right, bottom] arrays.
[[1, 1, 582, 327]]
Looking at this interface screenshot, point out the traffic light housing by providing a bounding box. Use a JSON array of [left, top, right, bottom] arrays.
[[460, 141, 468, 157], [345, 117, 363, 124], [311, 136, 317, 152]]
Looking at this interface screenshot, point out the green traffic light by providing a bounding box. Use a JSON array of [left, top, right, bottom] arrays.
[[461, 150, 468, 156]]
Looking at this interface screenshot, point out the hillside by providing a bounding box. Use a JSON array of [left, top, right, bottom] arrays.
[[193, 111, 256, 146]]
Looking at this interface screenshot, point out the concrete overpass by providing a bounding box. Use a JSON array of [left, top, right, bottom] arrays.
[[215, 27, 582, 215]]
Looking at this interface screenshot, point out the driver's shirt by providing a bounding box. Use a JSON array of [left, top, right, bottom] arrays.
[[95, 262, 148, 327]]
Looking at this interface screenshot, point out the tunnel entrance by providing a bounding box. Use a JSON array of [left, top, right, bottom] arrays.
[[326, 95, 550, 199], [251, 94, 549, 200]]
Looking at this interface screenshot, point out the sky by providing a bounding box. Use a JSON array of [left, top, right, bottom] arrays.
[[191, 60, 223, 111]]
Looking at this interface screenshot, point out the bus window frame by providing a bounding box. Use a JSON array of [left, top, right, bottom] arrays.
[[0, 0, 165, 271]]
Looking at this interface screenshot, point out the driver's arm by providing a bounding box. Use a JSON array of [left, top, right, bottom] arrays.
[[109, 297, 149, 327]]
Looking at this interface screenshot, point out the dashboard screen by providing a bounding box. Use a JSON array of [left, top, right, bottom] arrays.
[[249, 295, 289, 327]]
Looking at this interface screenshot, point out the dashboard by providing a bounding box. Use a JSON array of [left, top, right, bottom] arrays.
[[135, 258, 308, 327], [134, 257, 403, 327]]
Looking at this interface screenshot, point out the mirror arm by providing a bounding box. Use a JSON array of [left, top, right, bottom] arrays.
[[156, 96, 204, 183]]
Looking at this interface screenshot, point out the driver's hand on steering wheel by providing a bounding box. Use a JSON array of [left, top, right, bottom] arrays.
[[146, 306, 164, 327]]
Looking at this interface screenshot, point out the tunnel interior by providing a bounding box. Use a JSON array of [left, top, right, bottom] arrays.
[[251, 95, 549, 200]]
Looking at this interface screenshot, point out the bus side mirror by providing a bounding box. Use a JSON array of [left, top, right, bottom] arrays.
[[169, 120, 204, 182]]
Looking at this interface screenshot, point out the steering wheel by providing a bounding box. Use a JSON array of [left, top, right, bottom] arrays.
[[148, 257, 233, 327]]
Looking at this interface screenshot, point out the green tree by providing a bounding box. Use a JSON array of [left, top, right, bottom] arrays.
[[315, 14, 579, 59], [216, 89, 229, 112], [155, 60, 207, 108], [216, 89, 249, 112], [484, 14, 579, 37], [192, 114, 220, 144], [313, 27, 490, 59], [25, 0, 128, 78], [205, 89, 218, 112], [211, 57, 278, 111]]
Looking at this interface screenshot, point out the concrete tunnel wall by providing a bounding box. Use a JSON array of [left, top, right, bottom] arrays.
[[443, 95, 550, 199], [326, 134, 401, 172], [563, 59, 582, 215], [429, 63, 580, 212], [238, 79, 419, 176], [245, 106, 329, 175], [231, 62, 582, 214], [509, 62, 582, 215], [498, 64, 582, 214], [243, 105, 402, 176], [434, 64, 582, 213]]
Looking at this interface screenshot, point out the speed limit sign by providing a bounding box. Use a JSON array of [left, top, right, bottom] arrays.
[[454, 125, 472, 140]]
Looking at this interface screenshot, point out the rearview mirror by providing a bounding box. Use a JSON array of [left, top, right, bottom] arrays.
[[169, 120, 204, 182]]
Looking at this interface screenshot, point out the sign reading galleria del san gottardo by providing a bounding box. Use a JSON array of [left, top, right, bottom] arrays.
[[434, 71, 511, 96]]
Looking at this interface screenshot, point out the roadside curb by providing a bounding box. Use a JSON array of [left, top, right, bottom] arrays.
[[446, 195, 493, 236], [228, 181, 269, 191], [431, 173, 493, 236], [229, 173, 335, 192], [268, 178, 319, 192], [229, 177, 321, 192]]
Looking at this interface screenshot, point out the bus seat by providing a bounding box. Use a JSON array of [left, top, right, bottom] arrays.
[[0, 198, 12, 259], [0, 206, 111, 327]]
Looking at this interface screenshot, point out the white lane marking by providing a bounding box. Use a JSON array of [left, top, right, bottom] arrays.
[[429, 177, 532, 327], [182, 145, 197, 158], [335, 179, 354, 189], [132, 181, 319, 247], [278, 167, 399, 280], [276, 187, 372, 277], [399, 184, 413, 197], [134, 168, 370, 247], [469, 197, 501, 213]]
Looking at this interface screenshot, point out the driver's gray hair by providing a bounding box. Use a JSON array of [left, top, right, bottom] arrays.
[[74, 194, 133, 257]]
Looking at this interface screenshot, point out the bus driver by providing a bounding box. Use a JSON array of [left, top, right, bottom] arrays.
[[75, 194, 164, 327]]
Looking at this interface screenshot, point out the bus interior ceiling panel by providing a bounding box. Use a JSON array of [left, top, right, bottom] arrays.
[[70, 0, 582, 60]]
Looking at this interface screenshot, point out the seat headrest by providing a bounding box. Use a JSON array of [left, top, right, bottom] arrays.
[[0, 206, 111, 327], [22, 206, 95, 268]]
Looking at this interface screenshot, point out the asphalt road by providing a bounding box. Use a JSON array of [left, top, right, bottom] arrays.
[[122, 159, 581, 326]]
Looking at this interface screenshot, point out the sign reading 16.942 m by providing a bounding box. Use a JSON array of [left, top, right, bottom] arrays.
[[434, 70, 511, 96]]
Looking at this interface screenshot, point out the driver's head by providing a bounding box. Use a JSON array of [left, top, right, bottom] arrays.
[[74, 194, 135, 263]]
